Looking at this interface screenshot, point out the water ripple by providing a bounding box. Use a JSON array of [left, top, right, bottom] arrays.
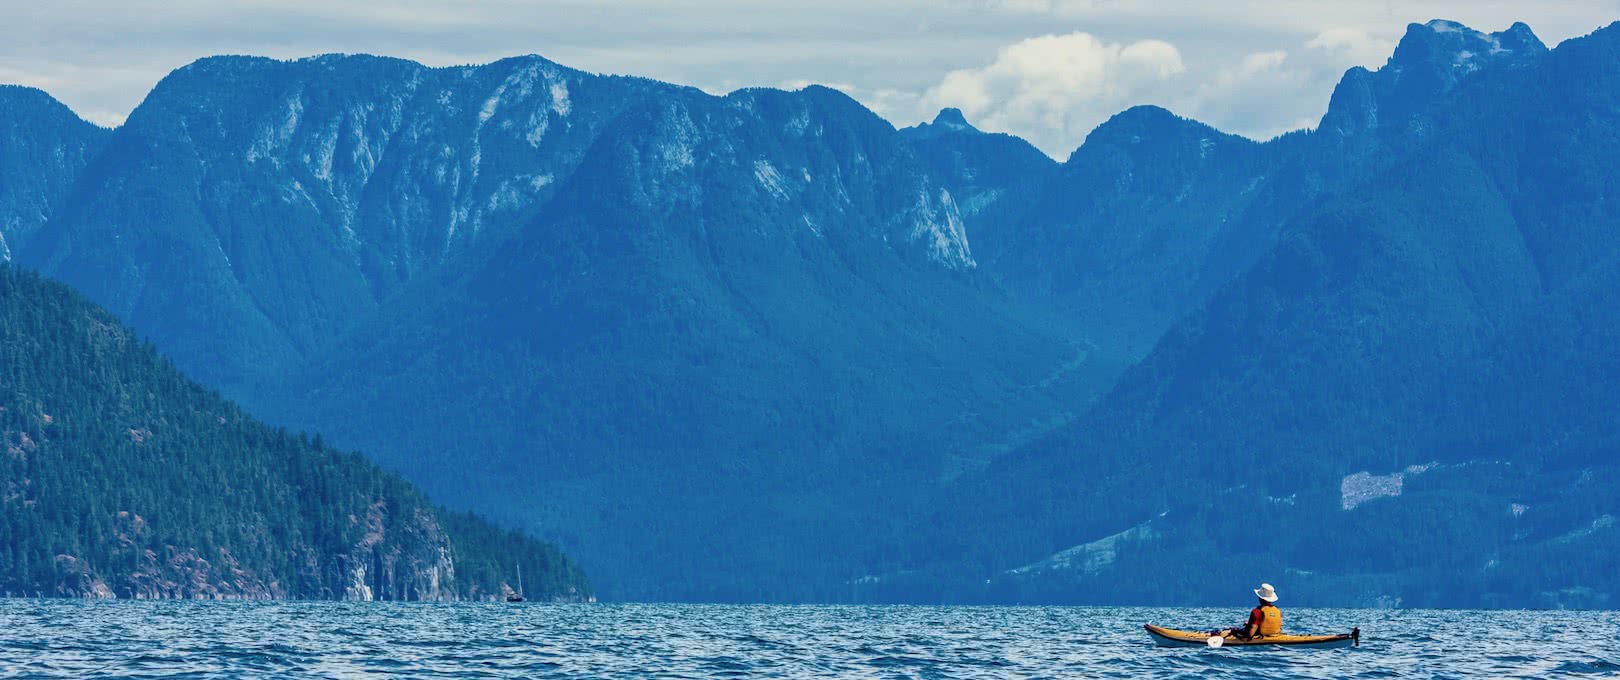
[[0, 602, 1615, 678]]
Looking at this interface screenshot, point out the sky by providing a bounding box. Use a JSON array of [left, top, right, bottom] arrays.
[[3, 1, 1617, 157]]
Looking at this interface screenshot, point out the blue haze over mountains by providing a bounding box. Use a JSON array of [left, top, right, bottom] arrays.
[[2, 18, 1618, 605]]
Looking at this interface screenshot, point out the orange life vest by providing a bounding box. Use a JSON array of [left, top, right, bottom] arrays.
[[1258, 604, 1283, 636]]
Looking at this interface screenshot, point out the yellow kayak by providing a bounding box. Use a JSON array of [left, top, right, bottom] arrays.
[[1144, 624, 1360, 649]]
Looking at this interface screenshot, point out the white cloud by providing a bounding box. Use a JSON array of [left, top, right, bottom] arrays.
[[1200, 50, 1297, 111], [1179, 50, 1311, 139], [1306, 28, 1398, 67], [921, 32, 1184, 156], [1238, 50, 1290, 73]]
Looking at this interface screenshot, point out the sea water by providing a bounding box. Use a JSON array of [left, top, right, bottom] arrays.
[[2, 601, 1617, 678]]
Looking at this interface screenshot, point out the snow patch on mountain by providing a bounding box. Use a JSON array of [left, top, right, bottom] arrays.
[[526, 111, 550, 147], [550, 80, 571, 117], [478, 92, 502, 126], [1425, 19, 1463, 33], [349, 115, 378, 178], [785, 109, 811, 136], [486, 180, 521, 212], [486, 174, 552, 212], [480, 62, 546, 129], [312, 122, 338, 182], [754, 160, 789, 200], [246, 95, 305, 166], [280, 96, 304, 138], [655, 105, 699, 172], [1453, 50, 1480, 74]]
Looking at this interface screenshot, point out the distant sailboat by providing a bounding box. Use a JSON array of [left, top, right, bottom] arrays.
[[507, 561, 525, 602]]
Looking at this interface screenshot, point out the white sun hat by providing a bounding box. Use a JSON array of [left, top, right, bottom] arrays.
[[1254, 583, 1279, 603]]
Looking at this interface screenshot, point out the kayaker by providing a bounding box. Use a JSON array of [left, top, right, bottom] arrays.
[[1215, 583, 1282, 640]]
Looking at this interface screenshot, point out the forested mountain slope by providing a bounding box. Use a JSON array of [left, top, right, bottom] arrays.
[[0, 265, 587, 600]]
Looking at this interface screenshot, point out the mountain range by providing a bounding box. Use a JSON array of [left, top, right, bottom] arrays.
[[885, 19, 1620, 608], [2, 18, 1617, 605]]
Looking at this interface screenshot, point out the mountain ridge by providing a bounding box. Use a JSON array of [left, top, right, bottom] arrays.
[[4, 18, 1618, 604]]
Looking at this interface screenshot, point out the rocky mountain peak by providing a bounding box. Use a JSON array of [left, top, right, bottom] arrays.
[[931, 107, 975, 131], [1319, 20, 1547, 138], [1391, 19, 1547, 75], [900, 107, 983, 141]]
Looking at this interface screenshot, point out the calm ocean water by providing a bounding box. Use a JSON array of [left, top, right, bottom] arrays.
[[2, 601, 1617, 678]]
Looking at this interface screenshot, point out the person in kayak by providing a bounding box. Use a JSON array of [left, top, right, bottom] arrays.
[[1214, 583, 1283, 640]]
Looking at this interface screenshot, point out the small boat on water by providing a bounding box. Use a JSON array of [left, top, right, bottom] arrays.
[[507, 561, 525, 603], [1144, 624, 1359, 649]]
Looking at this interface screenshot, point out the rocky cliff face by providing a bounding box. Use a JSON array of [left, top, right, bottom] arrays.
[[20, 56, 973, 394], [36, 482, 466, 601], [45, 510, 590, 601], [24, 55, 645, 391], [899, 107, 1057, 252], [336, 502, 457, 602]]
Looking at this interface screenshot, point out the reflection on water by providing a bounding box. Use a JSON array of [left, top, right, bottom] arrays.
[[1, 601, 1617, 678]]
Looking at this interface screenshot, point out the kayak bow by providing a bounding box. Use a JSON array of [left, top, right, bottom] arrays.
[[1144, 624, 1360, 649]]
